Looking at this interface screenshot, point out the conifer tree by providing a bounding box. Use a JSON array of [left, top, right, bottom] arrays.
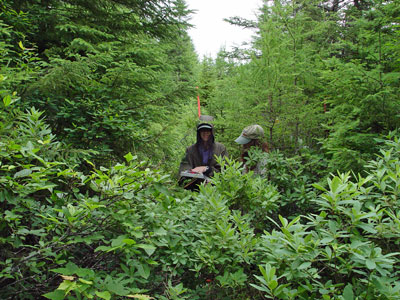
[[319, 0, 400, 172], [3, 0, 198, 164]]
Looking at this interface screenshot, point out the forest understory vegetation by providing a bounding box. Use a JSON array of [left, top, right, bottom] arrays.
[[1, 0, 400, 299]]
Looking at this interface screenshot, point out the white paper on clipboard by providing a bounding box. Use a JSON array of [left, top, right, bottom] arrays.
[[180, 171, 211, 182]]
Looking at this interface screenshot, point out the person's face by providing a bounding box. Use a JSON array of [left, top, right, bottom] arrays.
[[243, 142, 252, 150], [199, 129, 212, 142], [243, 139, 256, 150]]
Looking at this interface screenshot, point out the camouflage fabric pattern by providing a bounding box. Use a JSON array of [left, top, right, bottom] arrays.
[[241, 124, 264, 140]]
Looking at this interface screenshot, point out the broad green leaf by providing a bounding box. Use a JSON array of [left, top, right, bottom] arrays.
[[90, 182, 100, 192], [325, 246, 332, 258], [321, 237, 334, 244], [14, 168, 32, 178], [123, 238, 136, 245], [57, 280, 78, 295], [124, 152, 135, 162], [268, 265, 276, 279], [258, 265, 268, 281], [43, 290, 65, 300], [312, 183, 327, 191], [154, 227, 167, 236], [328, 220, 338, 233], [3, 94, 12, 107], [136, 244, 156, 256], [95, 245, 111, 252], [137, 263, 150, 279], [357, 223, 377, 234], [330, 177, 341, 193], [95, 291, 111, 300], [76, 268, 95, 278], [111, 235, 127, 247], [4, 210, 21, 221], [51, 262, 79, 275], [288, 216, 300, 227], [17, 228, 45, 236], [249, 283, 270, 293], [132, 230, 144, 239], [105, 278, 128, 296], [343, 284, 354, 300], [123, 192, 134, 200], [366, 259, 376, 270], [298, 262, 311, 270], [268, 279, 278, 290]]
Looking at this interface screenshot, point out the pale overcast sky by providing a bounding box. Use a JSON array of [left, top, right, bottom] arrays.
[[186, 0, 262, 59]]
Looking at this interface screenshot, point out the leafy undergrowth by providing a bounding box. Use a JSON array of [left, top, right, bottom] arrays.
[[1, 106, 400, 299]]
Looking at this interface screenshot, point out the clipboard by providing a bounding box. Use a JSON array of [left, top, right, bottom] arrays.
[[180, 170, 212, 190]]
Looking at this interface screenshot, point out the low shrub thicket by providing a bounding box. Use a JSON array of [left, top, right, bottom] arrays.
[[252, 132, 400, 299], [1, 104, 400, 299], [243, 147, 323, 217], [0, 106, 277, 299]]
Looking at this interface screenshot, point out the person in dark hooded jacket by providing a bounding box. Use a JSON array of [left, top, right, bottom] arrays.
[[179, 123, 227, 177]]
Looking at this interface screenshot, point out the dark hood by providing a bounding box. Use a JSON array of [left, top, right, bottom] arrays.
[[196, 123, 215, 146]]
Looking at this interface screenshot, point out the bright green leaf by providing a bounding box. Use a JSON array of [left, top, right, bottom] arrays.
[[14, 168, 32, 178], [124, 152, 134, 162], [43, 290, 65, 300], [136, 244, 156, 256], [343, 284, 354, 300], [366, 259, 376, 270], [3, 94, 12, 107], [298, 262, 311, 270], [95, 291, 111, 300], [268, 280, 278, 290], [137, 263, 150, 279], [123, 239, 136, 245], [78, 278, 93, 285], [312, 183, 327, 192]]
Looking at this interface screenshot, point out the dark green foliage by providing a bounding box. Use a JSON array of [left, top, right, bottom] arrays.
[[2, 0, 197, 166], [317, 0, 400, 172], [252, 133, 400, 299], [201, 0, 400, 176], [195, 0, 333, 156], [0, 105, 273, 299], [2, 103, 400, 299], [0, 104, 175, 299], [243, 147, 323, 217], [6, 0, 191, 56], [197, 57, 218, 108], [2, 0, 400, 299]]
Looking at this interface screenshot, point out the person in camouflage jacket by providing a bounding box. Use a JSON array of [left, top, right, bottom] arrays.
[[235, 124, 269, 175]]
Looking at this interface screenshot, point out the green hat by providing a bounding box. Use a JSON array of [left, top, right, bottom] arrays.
[[235, 124, 264, 144]]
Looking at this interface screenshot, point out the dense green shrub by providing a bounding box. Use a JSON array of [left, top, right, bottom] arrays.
[[0, 106, 274, 299], [252, 132, 400, 299], [0, 102, 184, 299], [2, 0, 400, 299], [1, 100, 400, 300], [243, 148, 322, 217]]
